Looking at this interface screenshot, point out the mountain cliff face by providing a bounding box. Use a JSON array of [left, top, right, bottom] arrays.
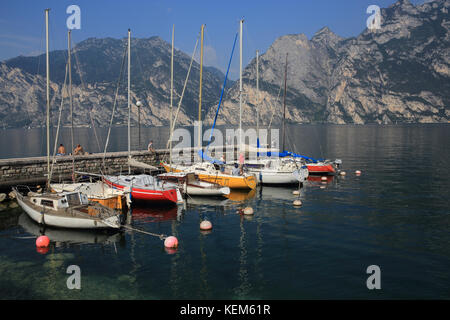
[[205, 0, 449, 125], [0, 0, 448, 128], [0, 36, 225, 128]]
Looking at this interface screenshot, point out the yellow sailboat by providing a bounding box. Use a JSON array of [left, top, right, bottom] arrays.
[[161, 162, 256, 190], [163, 24, 256, 191]]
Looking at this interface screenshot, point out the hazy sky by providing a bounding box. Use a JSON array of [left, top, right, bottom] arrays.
[[0, 0, 425, 79]]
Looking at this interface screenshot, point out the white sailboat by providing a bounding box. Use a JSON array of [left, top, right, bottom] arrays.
[[242, 44, 309, 185], [49, 30, 130, 212], [157, 172, 230, 197], [13, 10, 121, 230]]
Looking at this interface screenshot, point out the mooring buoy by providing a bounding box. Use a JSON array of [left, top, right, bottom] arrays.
[[293, 200, 302, 206], [200, 220, 213, 230], [36, 235, 50, 248], [164, 236, 179, 248]]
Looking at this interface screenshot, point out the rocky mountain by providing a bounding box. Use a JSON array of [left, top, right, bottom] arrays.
[[205, 0, 449, 125], [0, 36, 225, 128]]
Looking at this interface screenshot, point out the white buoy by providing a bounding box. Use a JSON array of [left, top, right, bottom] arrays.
[[321, 176, 327, 181], [320, 185, 326, 189], [355, 170, 361, 175], [243, 207, 254, 215], [339, 171, 346, 176], [293, 200, 302, 206], [8, 191, 16, 199], [200, 220, 213, 230], [292, 190, 300, 196]]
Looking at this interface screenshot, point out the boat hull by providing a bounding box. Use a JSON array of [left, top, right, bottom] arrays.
[[15, 194, 120, 229], [103, 176, 179, 204], [186, 185, 230, 196], [248, 169, 299, 185], [162, 163, 256, 190], [306, 163, 336, 175]]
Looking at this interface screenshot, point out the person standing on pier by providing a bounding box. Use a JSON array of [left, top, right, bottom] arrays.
[[239, 152, 245, 175], [147, 140, 155, 153]]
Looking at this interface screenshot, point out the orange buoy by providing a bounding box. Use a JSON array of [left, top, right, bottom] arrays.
[[200, 220, 213, 230], [164, 236, 178, 248], [36, 235, 50, 248]]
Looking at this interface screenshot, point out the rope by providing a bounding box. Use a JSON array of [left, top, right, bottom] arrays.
[[102, 42, 128, 169], [204, 32, 238, 158], [48, 62, 69, 184], [166, 33, 200, 150], [267, 78, 284, 129], [72, 42, 102, 153], [121, 224, 167, 240]]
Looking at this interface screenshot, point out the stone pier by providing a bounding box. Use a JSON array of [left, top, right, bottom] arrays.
[[0, 150, 166, 191]]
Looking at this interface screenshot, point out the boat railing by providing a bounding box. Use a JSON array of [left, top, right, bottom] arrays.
[[13, 185, 38, 197]]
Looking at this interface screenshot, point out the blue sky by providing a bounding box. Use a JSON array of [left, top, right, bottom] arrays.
[[0, 0, 425, 79]]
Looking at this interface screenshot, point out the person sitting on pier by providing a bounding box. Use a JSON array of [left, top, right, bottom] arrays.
[[147, 140, 155, 153], [73, 144, 85, 155], [57, 144, 66, 156]]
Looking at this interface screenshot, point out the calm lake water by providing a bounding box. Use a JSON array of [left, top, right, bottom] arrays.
[[0, 124, 449, 299]]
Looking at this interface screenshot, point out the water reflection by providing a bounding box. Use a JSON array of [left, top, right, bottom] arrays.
[[18, 213, 123, 245], [225, 189, 256, 202], [130, 204, 183, 223]]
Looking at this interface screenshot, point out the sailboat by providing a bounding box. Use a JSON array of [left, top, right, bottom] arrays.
[[13, 9, 121, 230], [243, 51, 309, 185], [49, 30, 129, 212], [259, 52, 340, 176], [102, 29, 183, 205], [161, 22, 257, 191]]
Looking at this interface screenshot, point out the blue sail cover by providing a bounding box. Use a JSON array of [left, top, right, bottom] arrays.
[[198, 150, 225, 165], [266, 150, 320, 163]]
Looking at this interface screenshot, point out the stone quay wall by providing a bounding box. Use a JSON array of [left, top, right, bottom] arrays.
[[0, 150, 166, 190]]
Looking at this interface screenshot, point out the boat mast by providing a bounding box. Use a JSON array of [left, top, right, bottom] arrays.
[[282, 53, 288, 152], [169, 24, 174, 168], [68, 30, 75, 181], [127, 29, 131, 174], [239, 19, 243, 153], [198, 24, 205, 161], [45, 9, 50, 185], [256, 49, 259, 160]]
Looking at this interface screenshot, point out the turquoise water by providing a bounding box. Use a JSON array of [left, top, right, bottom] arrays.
[[0, 124, 449, 299]]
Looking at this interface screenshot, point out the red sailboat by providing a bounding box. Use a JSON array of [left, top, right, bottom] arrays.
[[103, 175, 182, 204]]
